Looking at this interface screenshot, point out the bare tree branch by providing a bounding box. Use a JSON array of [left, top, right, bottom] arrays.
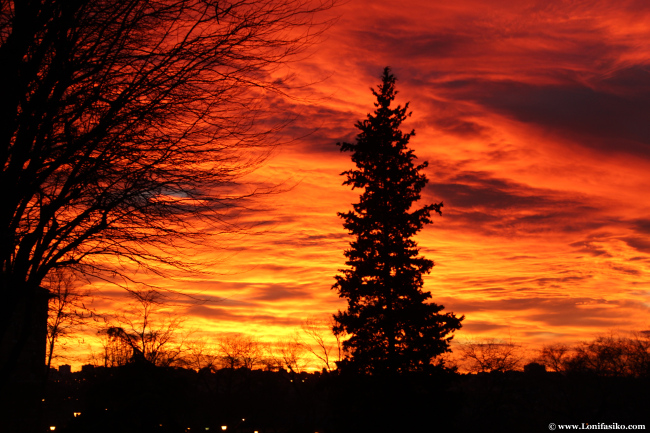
[[0, 0, 337, 383], [300, 316, 340, 372]]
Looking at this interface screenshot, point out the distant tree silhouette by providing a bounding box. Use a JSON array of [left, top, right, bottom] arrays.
[[0, 0, 335, 385], [274, 337, 307, 373], [300, 316, 341, 372], [96, 290, 186, 367], [459, 338, 523, 373], [182, 338, 220, 372], [44, 269, 91, 378], [538, 343, 571, 373], [333, 67, 463, 375], [217, 334, 263, 370], [539, 332, 650, 377]]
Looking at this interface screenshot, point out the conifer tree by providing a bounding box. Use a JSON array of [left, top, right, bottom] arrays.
[[333, 67, 463, 375]]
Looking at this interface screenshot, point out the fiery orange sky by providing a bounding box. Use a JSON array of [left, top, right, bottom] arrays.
[[70, 0, 650, 367]]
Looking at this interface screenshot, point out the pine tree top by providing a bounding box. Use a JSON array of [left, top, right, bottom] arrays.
[[339, 67, 413, 160], [337, 66, 441, 229]]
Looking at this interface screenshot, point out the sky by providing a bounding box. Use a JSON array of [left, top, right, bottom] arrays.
[[69, 0, 650, 368]]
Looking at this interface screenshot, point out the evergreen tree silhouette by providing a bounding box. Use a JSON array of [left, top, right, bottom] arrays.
[[333, 67, 463, 375]]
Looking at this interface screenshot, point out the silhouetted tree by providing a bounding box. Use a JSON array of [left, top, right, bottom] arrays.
[[539, 333, 650, 377], [300, 316, 341, 372], [459, 338, 523, 373], [182, 338, 220, 372], [333, 67, 463, 375], [44, 269, 91, 378], [538, 343, 571, 373], [274, 337, 307, 373], [97, 290, 187, 367], [0, 0, 335, 385], [217, 334, 263, 370]]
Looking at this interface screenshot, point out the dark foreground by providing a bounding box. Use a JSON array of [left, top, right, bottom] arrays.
[[4, 364, 650, 433]]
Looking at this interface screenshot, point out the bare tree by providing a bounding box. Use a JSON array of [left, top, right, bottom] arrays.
[[459, 338, 523, 373], [626, 331, 650, 377], [539, 333, 650, 377], [97, 289, 187, 367], [538, 343, 571, 373], [260, 342, 284, 371], [96, 329, 133, 368], [43, 269, 92, 377], [274, 337, 306, 373], [217, 334, 263, 370], [183, 339, 220, 372], [0, 0, 336, 383], [571, 334, 633, 376], [300, 316, 340, 372]]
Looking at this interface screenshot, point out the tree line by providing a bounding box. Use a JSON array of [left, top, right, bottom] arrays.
[[42, 330, 650, 432], [49, 283, 650, 379], [48, 287, 342, 374], [457, 332, 650, 377]]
